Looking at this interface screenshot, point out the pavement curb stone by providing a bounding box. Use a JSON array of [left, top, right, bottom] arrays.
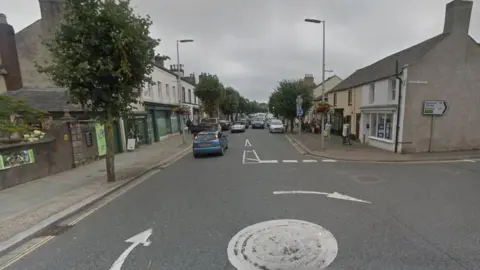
[[0, 144, 192, 257], [285, 134, 480, 163]]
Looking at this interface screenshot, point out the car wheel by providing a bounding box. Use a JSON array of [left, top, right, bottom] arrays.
[[193, 153, 199, 158], [219, 146, 225, 156]]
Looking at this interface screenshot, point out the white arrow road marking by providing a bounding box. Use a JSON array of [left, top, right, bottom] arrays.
[[244, 139, 252, 147], [273, 190, 371, 204], [109, 229, 153, 270]]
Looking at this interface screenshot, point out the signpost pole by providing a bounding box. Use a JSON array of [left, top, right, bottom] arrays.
[[296, 95, 303, 136]]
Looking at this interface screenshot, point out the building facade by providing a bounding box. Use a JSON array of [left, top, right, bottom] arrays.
[[327, 85, 362, 138]]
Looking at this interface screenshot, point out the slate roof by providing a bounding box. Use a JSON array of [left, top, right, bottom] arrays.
[[330, 33, 449, 92], [313, 75, 342, 101], [6, 88, 83, 112]]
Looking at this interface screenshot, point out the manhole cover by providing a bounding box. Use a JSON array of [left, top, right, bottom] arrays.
[[227, 219, 338, 269], [353, 175, 381, 184], [38, 225, 74, 237]]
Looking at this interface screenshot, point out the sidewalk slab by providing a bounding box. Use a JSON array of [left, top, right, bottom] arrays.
[[287, 133, 480, 162], [0, 134, 192, 255]]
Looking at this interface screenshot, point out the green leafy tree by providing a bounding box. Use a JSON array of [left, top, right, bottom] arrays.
[[268, 79, 313, 131], [194, 73, 224, 117], [38, 0, 158, 182], [0, 95, 44, 143], [219, 87, 239, 120]]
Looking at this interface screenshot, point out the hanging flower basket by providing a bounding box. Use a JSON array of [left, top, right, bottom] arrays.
[[173, 106, 191, 116], [316, 103, 331, 113]]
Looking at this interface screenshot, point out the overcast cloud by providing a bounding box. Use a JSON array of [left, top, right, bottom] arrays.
[[4, 0, 479, 102]]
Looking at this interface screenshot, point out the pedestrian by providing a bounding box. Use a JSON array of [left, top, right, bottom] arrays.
[[324, 122, 331, 140], [342, 119, 352, 145]]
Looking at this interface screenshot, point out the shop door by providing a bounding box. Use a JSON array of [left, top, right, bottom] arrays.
[[356, 113, 361, 140]]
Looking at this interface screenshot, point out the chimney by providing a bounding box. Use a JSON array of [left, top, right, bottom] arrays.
[[0, 14, 23, 90], [443, 0, 473, 35], [170, 64, 184, 77], [39, 0, 64, 36], [303, 74, 315, 87]]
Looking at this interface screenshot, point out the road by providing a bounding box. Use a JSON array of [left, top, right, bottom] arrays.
[[2, 128, 480, 269]]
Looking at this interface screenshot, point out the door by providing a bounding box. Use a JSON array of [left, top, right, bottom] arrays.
[[356, 113, 361, 141]]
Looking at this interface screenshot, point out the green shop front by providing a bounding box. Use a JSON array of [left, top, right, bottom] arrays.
[[125, 111, 152, 147], [144, 102, 181, 142]]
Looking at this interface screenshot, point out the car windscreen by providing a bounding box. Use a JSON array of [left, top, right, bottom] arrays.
[[196, 134, 216, 141], [234, 122, 243, 125], [270, 120, 282, 125]]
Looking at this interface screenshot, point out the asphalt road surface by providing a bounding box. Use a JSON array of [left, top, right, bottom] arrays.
[[2, 128, 480, 269]]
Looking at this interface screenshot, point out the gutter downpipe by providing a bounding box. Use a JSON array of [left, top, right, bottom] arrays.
[[394, 60, 403, 153]]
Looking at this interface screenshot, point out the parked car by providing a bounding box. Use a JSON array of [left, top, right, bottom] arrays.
[[269, 119, 285, 133], [189, 122, 218, 136], [231, 121, 246, 133], [219, 120, 231, 131], [240, 119, 250, 129], [192, 131, 228, 158], [251, 118, 265, 129]]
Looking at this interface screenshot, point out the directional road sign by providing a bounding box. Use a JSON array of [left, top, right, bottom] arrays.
[[422, 100, 448, 116], [297, 108, 303, 116]]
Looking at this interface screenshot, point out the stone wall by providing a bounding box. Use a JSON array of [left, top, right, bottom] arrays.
[[69, 121, 101, 167], [0, 122, 73, 190]]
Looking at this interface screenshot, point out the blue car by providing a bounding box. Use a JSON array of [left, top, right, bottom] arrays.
[[193, 131, 228, 158]]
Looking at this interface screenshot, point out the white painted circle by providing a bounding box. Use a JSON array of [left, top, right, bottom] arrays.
[[227, 219, 338, 269]]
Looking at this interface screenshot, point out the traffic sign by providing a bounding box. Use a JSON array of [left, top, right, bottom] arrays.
[[422, 100, 448, 116], [297, 108, 303, 116]]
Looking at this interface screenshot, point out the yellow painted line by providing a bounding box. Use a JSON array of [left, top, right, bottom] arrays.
[[0, 236, 54, 270]]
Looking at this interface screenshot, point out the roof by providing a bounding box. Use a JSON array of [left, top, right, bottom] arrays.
[[6, 88, 83, 112], [153, 64, 196, 87], [313, 75, 341, 89], [330, 33, 449, 92], [313, 75, 342, 101]]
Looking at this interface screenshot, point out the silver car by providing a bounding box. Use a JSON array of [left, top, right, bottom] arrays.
[[269, 119, 285, 133], [231, 121, 246, 133]]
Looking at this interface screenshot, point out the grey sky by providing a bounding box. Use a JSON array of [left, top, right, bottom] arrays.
[[4, 0, 480, 102]]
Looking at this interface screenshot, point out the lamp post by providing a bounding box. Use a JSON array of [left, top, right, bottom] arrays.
[[305, 18, 326, 149], [176, 39, 194, 144]]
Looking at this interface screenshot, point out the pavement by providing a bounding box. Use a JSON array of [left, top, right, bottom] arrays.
[[0, 134, 191, 255], [1, 128, 480, 269], [288, 132, 480, 162]]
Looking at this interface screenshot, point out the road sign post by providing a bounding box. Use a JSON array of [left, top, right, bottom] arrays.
[[422, 100, 448, 116], [296, 96, 303, 135]]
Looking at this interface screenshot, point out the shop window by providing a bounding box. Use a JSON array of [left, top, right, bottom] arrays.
[[370, 112, 394, 140]]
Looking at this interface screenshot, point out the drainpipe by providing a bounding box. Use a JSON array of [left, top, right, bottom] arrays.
[[394, 60, 403, 153]]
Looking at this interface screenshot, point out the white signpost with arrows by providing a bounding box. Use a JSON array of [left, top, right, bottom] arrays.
[[109, 228, 153, 270], [423, 100, 448, 116]]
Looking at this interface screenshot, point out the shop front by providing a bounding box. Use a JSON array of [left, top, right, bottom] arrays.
[[360, 105, 398, 152], [125, 112, 149, 147], [144, 102, 176, 142]]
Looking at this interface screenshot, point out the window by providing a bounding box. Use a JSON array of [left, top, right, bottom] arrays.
[[369, 83, 375, 103], [144, 83, 153, 97], [188, 89, 192, 103], [194, 96, 197, 104], [165, 84, 170, 102], [348, 90, 352, 105], [182, 87, 186, 102], [370, 112, 394, 140], [172, 86, 176, 103], [333, 93, 337, 106], [390, 79, 397, 101], [157, 81, 162, 101]]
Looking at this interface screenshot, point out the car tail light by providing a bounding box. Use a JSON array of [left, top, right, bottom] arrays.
[[194, 136, 198, 140], [215, 134, 218, 139]]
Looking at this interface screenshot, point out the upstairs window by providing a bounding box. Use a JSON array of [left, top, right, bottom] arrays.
[[390, 79, 397, 101], [333, 93, 337, 106], [348, 90, 352, 105], [157, 81, 162, 100], [369, 83, 375, 103]]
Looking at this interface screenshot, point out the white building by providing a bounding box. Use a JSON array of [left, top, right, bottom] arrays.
[[129, 62, 200, 146]]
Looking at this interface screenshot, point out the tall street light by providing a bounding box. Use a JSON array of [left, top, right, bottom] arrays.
[[305, 18, 326, 149], [176, 39, 194, 144]]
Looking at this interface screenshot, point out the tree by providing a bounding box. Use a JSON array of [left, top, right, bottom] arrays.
[[38, 0, 158, 182], [194, 73, 224, 117], [268, 79, 313, 131], [219, 87, 239, 121], [0, 95, 44, 143]]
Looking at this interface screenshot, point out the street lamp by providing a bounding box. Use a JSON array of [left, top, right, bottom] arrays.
[[305, 18, 326, 149], [176, 39, 194, 144]]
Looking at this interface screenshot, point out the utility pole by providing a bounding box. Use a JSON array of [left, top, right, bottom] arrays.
[[305, 18, 326, 149], [175, 39, 194, 144]]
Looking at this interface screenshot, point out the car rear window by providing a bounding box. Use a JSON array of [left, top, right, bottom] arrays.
[[196, 134, 216, 141]]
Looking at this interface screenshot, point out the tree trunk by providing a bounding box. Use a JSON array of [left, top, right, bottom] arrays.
[[105, 107, 116, 182]]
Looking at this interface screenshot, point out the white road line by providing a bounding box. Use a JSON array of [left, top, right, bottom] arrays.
[[302, 160, 318, 163], [259, 160, 279, 163], [463, 159, 476, 163], [242, 150, 246, 164], [322, 159, 337, 162], [252, 150, 261, 162], [274, 191, 329, 196], [282, 160, 298, 163]]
